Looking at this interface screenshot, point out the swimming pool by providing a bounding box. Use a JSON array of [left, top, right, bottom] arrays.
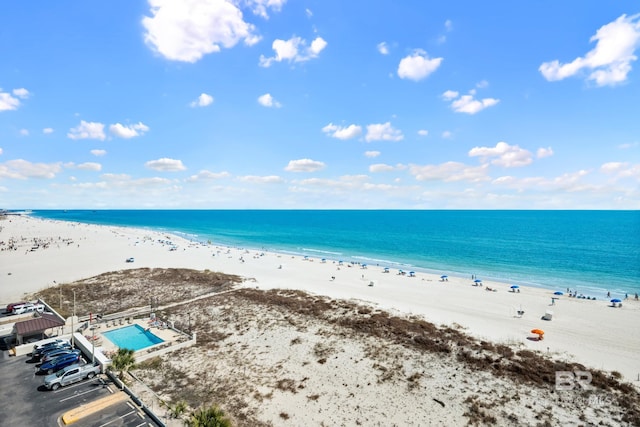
[[102, 324, 164, 351]]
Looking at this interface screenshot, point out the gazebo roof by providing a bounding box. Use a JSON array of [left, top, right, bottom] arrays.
[[15, 313, 65, 336]]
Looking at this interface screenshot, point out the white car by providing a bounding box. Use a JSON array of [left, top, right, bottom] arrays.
[[12, 303, 45, 315], [126, 257, 135, 263]]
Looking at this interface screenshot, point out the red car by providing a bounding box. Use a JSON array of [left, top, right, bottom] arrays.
[[5, 301, 28, 314]]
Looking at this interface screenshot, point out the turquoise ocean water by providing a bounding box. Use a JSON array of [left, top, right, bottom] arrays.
[[30, 210, 639, 299]]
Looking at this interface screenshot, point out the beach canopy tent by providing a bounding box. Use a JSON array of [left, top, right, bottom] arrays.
[[13, 313, 65, 345], [554, 291, 564, 295]]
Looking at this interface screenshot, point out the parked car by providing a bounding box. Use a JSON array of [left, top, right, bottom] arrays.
[[125, 257, 134, 263], [5, 301, 28, 314], [44, 363, 101, 390], [12, 303, 45, 315], [33, 341, 72, 359], [41, 349, 81, 364], [34, 339, 70, 352], [39, 352, 82, 374]]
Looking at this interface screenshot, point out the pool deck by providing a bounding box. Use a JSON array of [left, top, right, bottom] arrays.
[[86, 318, 187, 358]]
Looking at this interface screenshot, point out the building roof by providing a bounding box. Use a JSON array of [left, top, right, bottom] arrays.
[[15, 313, 65, 336]]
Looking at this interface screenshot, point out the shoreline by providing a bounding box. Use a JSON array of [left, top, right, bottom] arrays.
[[1, 215, 639, 383], [28, 212, 637, 299]]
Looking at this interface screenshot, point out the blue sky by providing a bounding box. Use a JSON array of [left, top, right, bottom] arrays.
[[1, 1, 639, 209]]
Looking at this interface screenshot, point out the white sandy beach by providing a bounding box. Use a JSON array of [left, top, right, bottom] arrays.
[[1, 214, 639, 387]]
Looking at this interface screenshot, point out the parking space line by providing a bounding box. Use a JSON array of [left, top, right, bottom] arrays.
[[53, 378, 101, 394], [96, 410, 136, 427], [59, 386, 102, 402]]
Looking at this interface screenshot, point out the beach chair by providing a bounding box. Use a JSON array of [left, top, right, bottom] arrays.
[[542, 310, 553, 321]]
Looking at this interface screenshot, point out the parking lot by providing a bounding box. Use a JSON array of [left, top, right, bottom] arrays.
[[0, 349, 159, 426]]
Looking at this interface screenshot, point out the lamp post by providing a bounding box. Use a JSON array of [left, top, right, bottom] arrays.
[[71, 290, 76, 346]]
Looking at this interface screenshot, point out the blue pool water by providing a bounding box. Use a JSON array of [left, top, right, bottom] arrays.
[[103, 324, 164, 351]]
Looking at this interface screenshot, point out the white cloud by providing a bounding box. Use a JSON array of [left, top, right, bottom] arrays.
[[43, 128, 54, 134], [0, 159, 62, 179], [377, 42, 389, 55], [145, 158, 186, 172], [397, 50, 443, 81], [247, 0, 286, 19], [19, 129, 29, 136], [476, 80, 489, 88], [365, 122, 403, 142], [142, 0, 264, 63], [322, 123, 362, 140], [442, 130, 453, 139], [441, 90, 459, 100], [12, 88, 29, 98], [444, 19, 453, 31], [76, 162, 102, 171], [537, 147, 554, 158], [238, 175, 284, 183], [417, 129, 429, 136], [600, 162, 640, 181], [409, 162, 489, 182], [190, 93, 214, 107], [539, 14, 640, 86], [68, 120, 106, 141], [305, 8, 312, 18], [469, 141, 533, 168], [257, 93, 282, 108], [259, 36, 327, 67], [618, 141, 639, 149], [91, 149, 107, 157], [109, 122, 149, 138], [443, 89, 499, 114], [187, 170, 231, 182], [0, 148, 3, 155], [369, 164, 394, 173], [364, 151, 380, 158], [285, 158, 325, 172], [0, 88, 29, 111]]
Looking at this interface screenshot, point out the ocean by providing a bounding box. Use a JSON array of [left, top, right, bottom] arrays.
[[29, 210, 640, 299]]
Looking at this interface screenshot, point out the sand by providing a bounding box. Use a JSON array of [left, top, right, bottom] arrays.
[[1, 215, 640, 425]]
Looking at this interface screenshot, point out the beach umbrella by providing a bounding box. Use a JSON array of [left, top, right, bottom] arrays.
[[383, 267, 389, 272], [409, 271, 415, 277], [610, 298, 622, 303], [553, 291, 563, 296], [474, 279, 482, 283], [510, 285, 519, 289], [531, 329, 544, 340], [441, 275, 448, 279]]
